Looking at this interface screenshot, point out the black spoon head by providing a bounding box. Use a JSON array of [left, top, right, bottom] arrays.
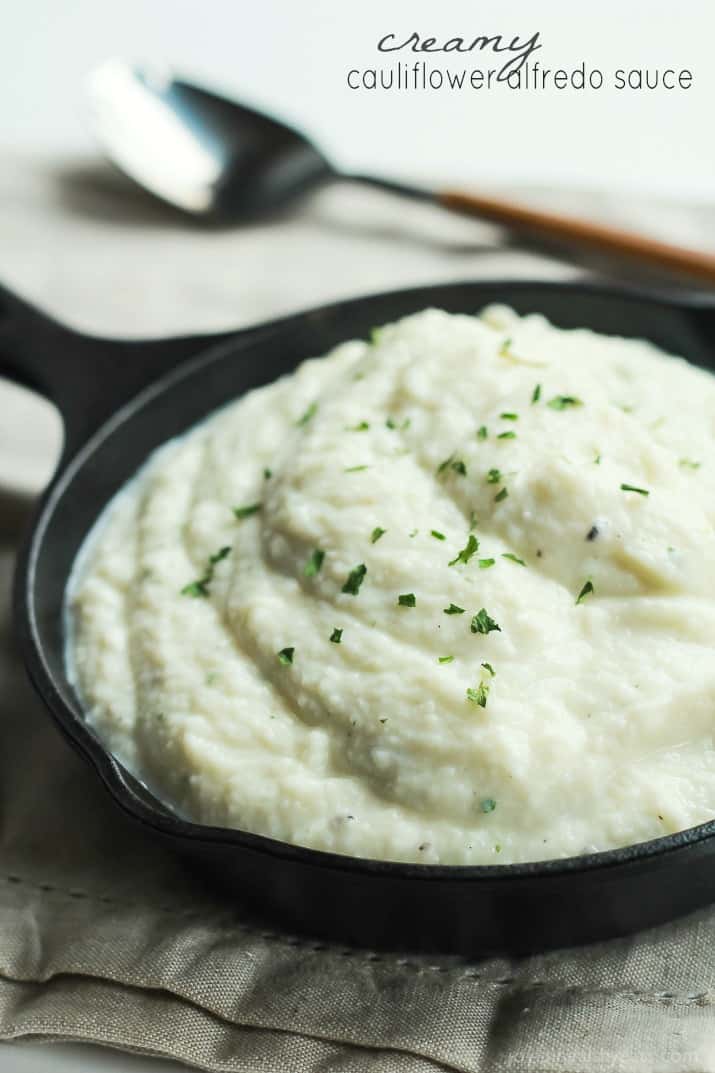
[[87, 60, 334, 219]]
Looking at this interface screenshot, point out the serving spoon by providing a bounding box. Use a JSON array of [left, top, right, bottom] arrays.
[[87, 59, 715, 285]]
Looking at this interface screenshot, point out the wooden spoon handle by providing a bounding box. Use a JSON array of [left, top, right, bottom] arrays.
[[438, 189, 715, 286]]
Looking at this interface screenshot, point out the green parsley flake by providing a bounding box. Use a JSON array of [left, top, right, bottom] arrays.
[[303, 549, 325, 577], [431, 530, 446, 541], [349, 421, 370, 431], [547, 395, 583, 411], [594, 453, 602, 465], [620, 483, 650, 496], [342, 564, 367, 595], [386, 417, 397, 429], [438, 655, 454, 664], [479, 558, 496, 569], [444, 603, 465, 615], [371, 527, 387, 544], [494, 487, 508, 503], [486, 468, 502, 484], [477, 425, 488, 440], [576, 580, 594, 605], [438, 454, 467, 477], [679, 458, 701, 470], [502, 553, 526, 566], [233, 503, 261, 519], [409, 529, 418, 538], [471, 608, 501, 635], [402, 418, 411, 430], [181, 580, 209, 598], [500, 412, 518, 421], [398, 593, 416, 607], [531, 384, 542, 404], [449, 534, 479, 567], [345, 465, 369, 473], [263, 468, 272, 480], [499, 337, 513, 356], [330, 628, 343, 644], [181, 545, 232, 598], [497, 431, 517, 440], [481, 662, 496, 676], [296, 401, 318, 426], [480, 797, 497, 813], [467, 683, 490, 707], [278, 647, 295, 665]]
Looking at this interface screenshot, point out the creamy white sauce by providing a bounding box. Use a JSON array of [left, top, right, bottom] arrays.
[[67, 306, 715, 864]]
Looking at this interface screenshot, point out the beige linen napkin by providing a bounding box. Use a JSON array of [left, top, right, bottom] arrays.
[[2, 154, 715, 1072]]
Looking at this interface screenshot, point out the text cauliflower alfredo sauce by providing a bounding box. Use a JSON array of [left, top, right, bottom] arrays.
[[67, 306, 715, 865]]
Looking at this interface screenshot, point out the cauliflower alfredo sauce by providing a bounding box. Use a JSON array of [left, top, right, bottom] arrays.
[[67, 306, 715, 866]]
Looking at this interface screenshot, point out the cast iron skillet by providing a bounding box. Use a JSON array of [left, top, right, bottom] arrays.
[[4, 278, 715, 956]]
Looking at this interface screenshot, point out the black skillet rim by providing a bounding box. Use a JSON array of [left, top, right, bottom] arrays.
[[14, 276, 715, 883]]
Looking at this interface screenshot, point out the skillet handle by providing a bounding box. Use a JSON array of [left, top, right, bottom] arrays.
[[0, 282, 241, 457]]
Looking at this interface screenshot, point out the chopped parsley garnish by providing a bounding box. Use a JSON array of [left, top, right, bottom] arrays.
[[497, 431, 517, 440], [409, 529, 418, 538], [500, 412, 518, 421], [296, 401, 318, 426], [386, 417, 397, 429], [679, 458, 701, 470], [345, 464, 369, 473], [494, 487, 508, 503], [486, 468, 501, 484], [502, 553, 526, 566], [471, 608, 501, 635], [181, 545, 232, 598], [342, 564, 367, 595], [438, 655, 454, 664], [233, 503, 261, 519], [181, 580, 209, 598], [431, 529, 446, 541], [330, 628, 343, 644], [467, 683, 489, 707], [443, 603, 465, 615], [469, 510, 478, 530], [370, 326, 384, 344], [348, 421, 370, 431], [398, 592, 416, 607], [499, 337, 513, 356], [480, 797, 497, 813], [481, 662, 495, 677], [594, 453, 602, 464], [263, 468, 272, 480], [547, 395, 582, 411], [531, 383, 541, 404], [371, 527, 387, 543], [438, 454, 467, 477], [477, 425, 488, 440], [278, 647, 295, 665], [449, 533, 479, 567], [620, 483, 650, 496], [303, 549, 325, 577], [479, 558, 496, 569], [402, 418, 411, 430], [576, 580, 594, 605]]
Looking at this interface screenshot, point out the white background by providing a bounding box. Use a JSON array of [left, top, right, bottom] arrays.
[[1, 2, 713, 1070], [2, 0, 714, 200]]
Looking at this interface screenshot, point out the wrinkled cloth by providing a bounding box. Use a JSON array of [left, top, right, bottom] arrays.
[[2, 153, 715, 1072]]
